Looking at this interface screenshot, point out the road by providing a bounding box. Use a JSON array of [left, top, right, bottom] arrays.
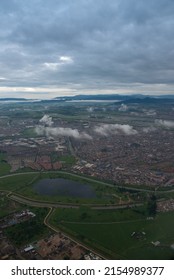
[[1, 170, 173, 194], [6, 192, 143, 210], [1, 170, 170, 260], [43, 207, 107, 260], [9, 194, 79, 208]]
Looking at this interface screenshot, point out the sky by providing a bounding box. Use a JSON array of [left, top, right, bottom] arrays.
[[0, 0, 174, 99]]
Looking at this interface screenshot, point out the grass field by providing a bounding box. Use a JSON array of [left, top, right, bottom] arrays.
[[0, 163, 11, 176], [0, 172, 128, 204], [49, 208, 174, 259], [0, 152, 11, 176], [59, 155, 77, 165], [0, 173, 39, 192], [21, 127, 38, 138], [1, 171, 174, 259], [49, 206, 147, 224]]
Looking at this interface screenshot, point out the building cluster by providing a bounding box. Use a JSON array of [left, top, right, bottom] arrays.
[[0, 108, 174, 189], [157, 199, 174, 212], [21, 232, 97, 260], [0, 210, 35, 229], [72, 128, 174, 187], [0, 136, 65, 172], [21, 233, 101, 260], [0, 219, 102, 260]]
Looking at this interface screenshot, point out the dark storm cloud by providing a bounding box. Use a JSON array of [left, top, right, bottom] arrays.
[[0, 0, 174, 97]]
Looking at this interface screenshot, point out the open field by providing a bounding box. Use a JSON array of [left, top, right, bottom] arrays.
[[0, 173, 39, 192], [49, 206, 147, 224], [0, 163, 11, 176], [0, 172, 174, 259], [49, 208, 174, 259], [0, 172, 130, 205], [0, 152, 11, 176]]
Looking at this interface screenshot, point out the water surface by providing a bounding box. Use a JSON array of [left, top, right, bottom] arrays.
[[33, 178, 96, 198]]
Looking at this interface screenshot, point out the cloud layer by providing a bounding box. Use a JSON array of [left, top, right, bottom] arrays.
[[155, 119, 174, 128], [118, 104, 128, 112], [94, 124, 138, 136], [35, 126, 92, 140], [36, 114, 92, 140], [0, 0, 174, 98], [39, 115, 53, 126]]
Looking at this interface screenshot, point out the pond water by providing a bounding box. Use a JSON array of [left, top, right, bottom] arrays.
[[33, 178, 96, 198]]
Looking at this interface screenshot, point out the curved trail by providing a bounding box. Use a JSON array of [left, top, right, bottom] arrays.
[[5, 192, 143, 210], [0, 170, 173, 193], [43, 208, 107, 260], [0, 170, 171, 260]]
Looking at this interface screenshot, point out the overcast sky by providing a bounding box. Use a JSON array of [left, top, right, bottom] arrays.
[[0, 0, 174, 99]]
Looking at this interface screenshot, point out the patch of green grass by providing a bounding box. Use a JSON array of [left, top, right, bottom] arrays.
[[49, 206, 146, 224], [22, 127, 38, 138], [17, 167, 35, 173], [0, 173, 38, 192], [0, 162, 11, 176], [0, 152, 6, 161], [59, 155, 77, 165], [49, 210, 174, 260], [0, 152, 11, 175]]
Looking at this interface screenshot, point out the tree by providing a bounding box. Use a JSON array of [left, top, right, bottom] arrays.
[[147, 194, 157, 216]]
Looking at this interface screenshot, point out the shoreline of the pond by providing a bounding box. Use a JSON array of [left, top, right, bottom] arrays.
[[33, 178, 97, 199]]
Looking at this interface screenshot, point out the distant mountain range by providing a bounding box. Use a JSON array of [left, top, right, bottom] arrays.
[[54, 94, 174, 101], [0, 98, 40, 102], [0, 98, 27, 101], [0, 94, 174, 103]]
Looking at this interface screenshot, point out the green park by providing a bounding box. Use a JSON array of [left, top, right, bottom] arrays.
[[0, 170, 174, 259]]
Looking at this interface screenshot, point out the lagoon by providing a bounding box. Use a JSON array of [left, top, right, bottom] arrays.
[[33, 178, 96, 198]]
